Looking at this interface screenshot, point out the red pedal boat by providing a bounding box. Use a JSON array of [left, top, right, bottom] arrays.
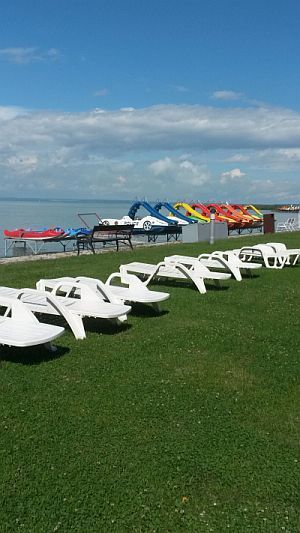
[[4, 228, 65, 240]]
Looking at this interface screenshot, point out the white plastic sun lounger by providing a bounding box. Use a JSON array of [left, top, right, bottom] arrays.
[[37, 272, 170, 313], [163, 252, 261, 282], [191, 253, 243, 281], [0, 284, 131, 340], [266, 242, 300, 266], [207, 250, 262, 278], [0, 296, 64, 349], [164, 255, 233, 285], [276, 218, 297, 232], [233, 244, 289, 269], [120, 259, 231, 294]]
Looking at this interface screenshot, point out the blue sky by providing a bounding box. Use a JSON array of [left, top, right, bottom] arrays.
[[0, 0, 300, 202]]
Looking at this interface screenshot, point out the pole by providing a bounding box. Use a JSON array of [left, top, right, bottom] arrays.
[[209, 208, 216, 245]]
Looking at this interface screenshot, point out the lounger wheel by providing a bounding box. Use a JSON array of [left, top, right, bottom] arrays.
[[143, 221, 152, 231], [102, 220, 109, 225]]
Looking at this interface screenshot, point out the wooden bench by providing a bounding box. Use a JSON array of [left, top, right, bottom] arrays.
[[76, 224, 134, 255]]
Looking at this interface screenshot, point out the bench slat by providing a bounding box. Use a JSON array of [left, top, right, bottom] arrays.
[[76, 224, 134, 255]]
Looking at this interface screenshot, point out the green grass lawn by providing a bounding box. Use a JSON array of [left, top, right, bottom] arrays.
[[0, 233, 299, 532]]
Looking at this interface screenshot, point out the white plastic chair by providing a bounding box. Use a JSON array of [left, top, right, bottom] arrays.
[[266, 242, 300, 266], [37, 272, 170, 313], [0, 296, 64, 350], [276, 218, 297, 232], [0, 284, 131, 340], [236, 244, 288, 269], [163, 251, 261, 282], [120, 259, 231, 294], [202, 250, 262, 279]]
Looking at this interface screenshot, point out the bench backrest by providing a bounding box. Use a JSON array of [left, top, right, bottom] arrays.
[[92, 224, 134, 239]]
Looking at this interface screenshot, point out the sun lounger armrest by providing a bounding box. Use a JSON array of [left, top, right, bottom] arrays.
[[108, 271, 146, 290], [0, 296, 39, 323], [238, 247, 259, 256], [17, 288, 86, 339], [75, 276, 123, 305], [197, 253, 212, 260]]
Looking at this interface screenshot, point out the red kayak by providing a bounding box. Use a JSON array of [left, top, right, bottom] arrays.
[[4, 228, 65, 240]]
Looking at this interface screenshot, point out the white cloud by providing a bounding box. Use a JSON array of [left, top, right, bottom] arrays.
[[3, 154, 38, 174], [225, 153, 250, 162], [179, 153, 192, 160], [247, 178, 297, 202], [94, 88, 109, 97], [0, 47, 61, 64], [212, 90, 244, 101], [0, 106, 28, 120], [115, 175, 127, 185], [249, 148, 300, 170], [47, 48, 60, 60], [149, 156, 210, 190], [276, 148, 300, 161], [172, 85, 189, 93], [0, 103, 299, 199], [220, 168, 246, 184], [2, 103, 300, 155], [149, 157, 173, 175], [178, 160, 210, 186]]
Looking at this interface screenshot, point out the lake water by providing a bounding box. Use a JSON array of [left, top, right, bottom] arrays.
[[0, 198, 297, 258], [0, 199, 133, 257]]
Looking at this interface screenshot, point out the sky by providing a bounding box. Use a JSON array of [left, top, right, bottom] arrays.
[[0, 0, 300, 203]]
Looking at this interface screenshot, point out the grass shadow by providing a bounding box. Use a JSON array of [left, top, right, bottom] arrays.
[[151, 279, 201, 290], [129, 304, 169, 318], [152, 279, 230, 292], [0, 345, 70, 365], [82, 318, 132, 335], [241, 272, 261, 280], [205, 283, 230, 291], [36, 313, 132, 337]]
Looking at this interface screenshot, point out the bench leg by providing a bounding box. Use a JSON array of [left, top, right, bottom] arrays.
[[77, 240, 84, 255], [77, 238, 94, 255]]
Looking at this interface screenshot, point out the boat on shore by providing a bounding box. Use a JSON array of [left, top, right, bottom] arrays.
[[4, 227, 93, 240], [100, 201, 189, 231], [4, 228, 65, 240], [278, 204, 300, 212]]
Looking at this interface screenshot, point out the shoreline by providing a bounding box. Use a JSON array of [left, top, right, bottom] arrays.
[[1, 229, 297, 266], [0, 239, 177, 265]]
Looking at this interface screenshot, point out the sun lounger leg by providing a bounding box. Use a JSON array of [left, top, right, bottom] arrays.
[[110, 315, 127, 325], [190, 277, 206, 294], [45, 342, 57, 352], [264, 256, 285, 269], [151, 302, 162, 313]]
